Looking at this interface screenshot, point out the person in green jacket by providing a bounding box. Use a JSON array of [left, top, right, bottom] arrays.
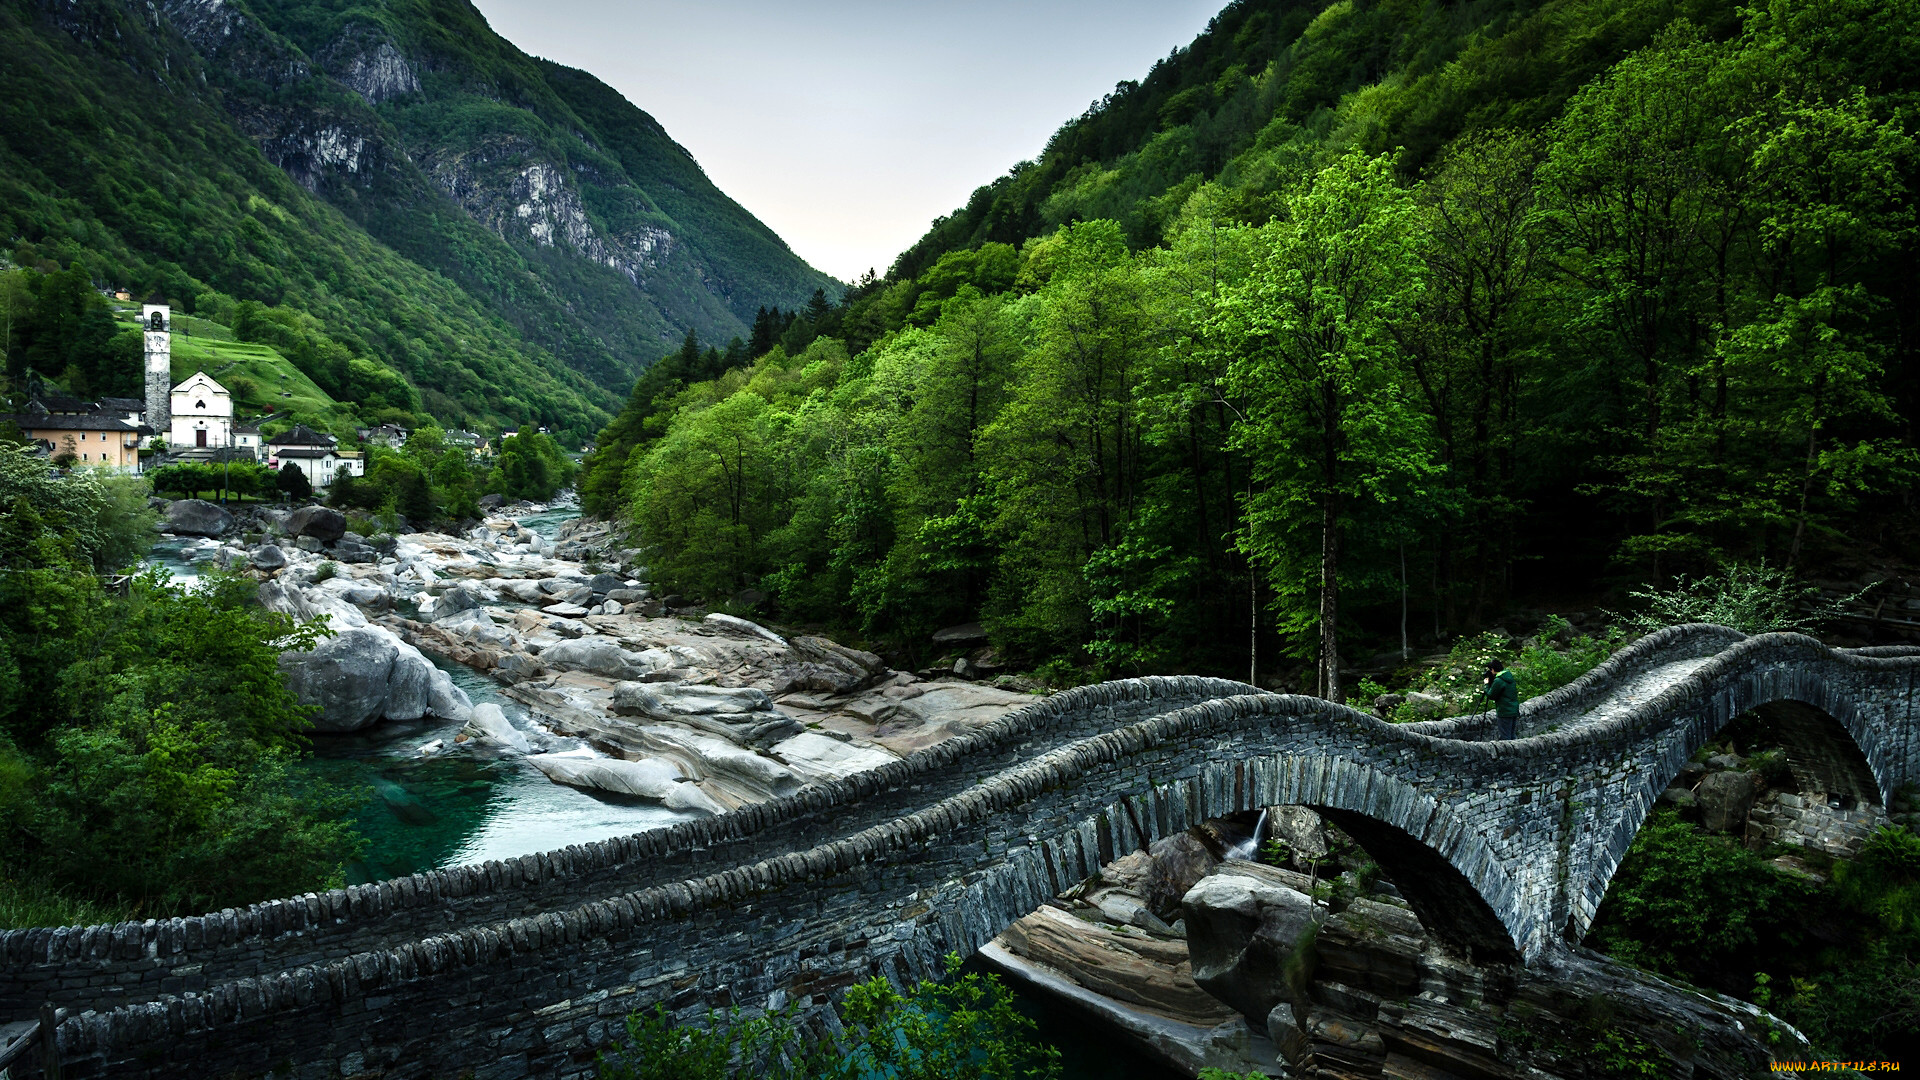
[[1483, 659, 1520, 739]]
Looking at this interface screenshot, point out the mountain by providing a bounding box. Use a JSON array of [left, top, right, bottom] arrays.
[[0, 0, 836, 440], [890, 0, 1741, 279]]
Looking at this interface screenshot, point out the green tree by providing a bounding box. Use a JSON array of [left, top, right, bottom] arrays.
[[1215, 153, 1437, 701], [277, 462, 312, 500]]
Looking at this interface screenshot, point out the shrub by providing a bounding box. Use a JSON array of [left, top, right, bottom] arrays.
[[1587, 811, 1817, 994], [276, 463, 312, 500], [597, 954, 1060, 1080], [1619, 563, 1860, 635]]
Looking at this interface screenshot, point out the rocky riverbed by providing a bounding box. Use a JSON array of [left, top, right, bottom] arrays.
[[982, 809, 1810, 1079], [153, 497, 1041, 818]]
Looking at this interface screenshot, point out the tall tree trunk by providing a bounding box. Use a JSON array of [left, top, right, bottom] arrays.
[[1320, 377, 1342, 703], [1321, 494, 1341, 703]]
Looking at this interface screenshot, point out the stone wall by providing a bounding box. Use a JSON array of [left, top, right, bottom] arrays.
[[1746, 791, 1893, 858], [6, 628, 1919, 1079]]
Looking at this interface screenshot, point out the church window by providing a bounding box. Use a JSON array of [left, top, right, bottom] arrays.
[[195, 401, 206, 410]]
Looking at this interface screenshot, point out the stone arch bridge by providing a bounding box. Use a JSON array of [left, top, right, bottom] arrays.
[[3, 625, 1917, 1078]]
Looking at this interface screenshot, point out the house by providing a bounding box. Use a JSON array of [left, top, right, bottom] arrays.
[[169, 371, 236, 451], [357, 423, 410, 447], [95, 397, 145, 423], [271, 445, 364, 488], [234, 419, 263, 457], [5, 412, 144, 469], [267, 424, 363, 488], [266, 423, 337, 456], [25, 394, 97, 417]]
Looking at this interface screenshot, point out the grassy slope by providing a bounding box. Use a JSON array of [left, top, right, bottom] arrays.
[[154, 313, 358, 435]]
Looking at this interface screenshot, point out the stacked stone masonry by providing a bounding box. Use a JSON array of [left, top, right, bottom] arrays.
[[2, 627, 1916, 1079], [1745, 791, 1893, 858]]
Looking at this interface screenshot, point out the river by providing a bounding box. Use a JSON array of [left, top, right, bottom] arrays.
[[151, 507, 1188, 1077]]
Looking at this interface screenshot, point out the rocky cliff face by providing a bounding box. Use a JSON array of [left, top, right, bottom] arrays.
[[135, 0, 831, 390]]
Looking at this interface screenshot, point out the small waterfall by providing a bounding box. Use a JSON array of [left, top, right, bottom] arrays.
[[1225, 807, 1269, 861]]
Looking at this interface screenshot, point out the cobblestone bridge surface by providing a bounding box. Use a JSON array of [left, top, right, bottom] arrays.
[[4, 625, 1917, 1078]]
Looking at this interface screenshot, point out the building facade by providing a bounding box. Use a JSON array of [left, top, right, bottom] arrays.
[[169, 371, 234, 450]]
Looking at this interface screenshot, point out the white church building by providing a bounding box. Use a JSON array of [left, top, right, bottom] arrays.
[[169, 370, 236, 450]]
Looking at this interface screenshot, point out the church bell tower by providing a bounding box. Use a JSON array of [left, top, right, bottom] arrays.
[[142, 304, 171, 437]]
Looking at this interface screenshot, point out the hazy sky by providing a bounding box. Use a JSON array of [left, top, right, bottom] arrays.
[[472, 0, 1225, 282]]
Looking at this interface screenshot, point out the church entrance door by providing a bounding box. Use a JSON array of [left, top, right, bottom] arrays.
[[196, 429, 207, 448]]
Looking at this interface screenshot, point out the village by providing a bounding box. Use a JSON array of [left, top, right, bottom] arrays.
[[2, 301, 517, 490]]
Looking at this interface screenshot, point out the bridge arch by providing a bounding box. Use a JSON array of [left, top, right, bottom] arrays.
[[911, 742, 1530, 971], [1550, 633, 1912, 946]]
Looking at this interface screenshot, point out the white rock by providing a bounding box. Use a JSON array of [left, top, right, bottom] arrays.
[[526, 754, 722, 815], [767, 731, 899, 783], [461, 703, 530, 753], [704, 612, 787, 646]]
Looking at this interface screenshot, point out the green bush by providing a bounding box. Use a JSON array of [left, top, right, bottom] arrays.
[[598, 955, 1059, 1080], [0, 557, 363, 921], [1384, 619, 1620, 722], [1619, 563, 1859, 635], [1586, 811, 1817, 993], [487, 431, 576, 503], [276, 462, 312, 500], [0, 445, 154, 571]]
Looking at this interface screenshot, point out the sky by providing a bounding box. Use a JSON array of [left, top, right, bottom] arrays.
[[471, 0, 1226, 283]]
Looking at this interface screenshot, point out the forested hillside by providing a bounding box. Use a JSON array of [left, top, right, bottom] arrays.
[[0, 0, 835, 441], [584, 0, 1920, 695]]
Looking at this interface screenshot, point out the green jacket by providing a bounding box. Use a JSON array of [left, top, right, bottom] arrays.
[[1482, 669, 1520, 719]]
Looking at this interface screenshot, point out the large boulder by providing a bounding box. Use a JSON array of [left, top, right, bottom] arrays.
[[1696, 769, 1759, 833], [773, 635, 886, 695], [165, 499, 232, 537], [526, 754, 722, 815], [608, 682, 802, 748], [278, 628, 401, 731], [278, 627, 468, 731], [1182, 863, 1327, 1027], [1266, 805, 1330, 865], [249, 544, 287, 570], [1140, 831, 1221, 919], [932, 622, 988, 646], [286, 505, 347, 542], [432, 583, 485, 621]]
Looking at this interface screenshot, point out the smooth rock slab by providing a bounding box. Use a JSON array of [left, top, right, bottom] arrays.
[[526, 754, 721, 815], [608, 683, 801, 748], [461, 703, 530, 753]]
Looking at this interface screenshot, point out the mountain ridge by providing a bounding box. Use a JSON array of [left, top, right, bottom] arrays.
[[0, 0, 834, 439]]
